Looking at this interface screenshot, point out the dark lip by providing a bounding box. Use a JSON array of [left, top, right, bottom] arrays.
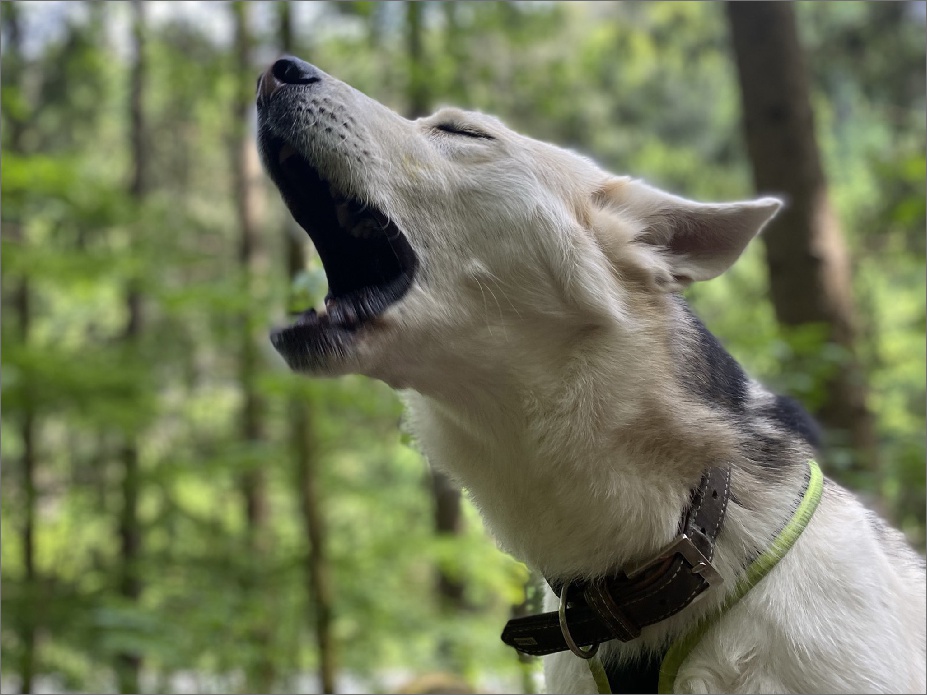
[[269, 312, 355, 372], [259, 132, 418, 366]]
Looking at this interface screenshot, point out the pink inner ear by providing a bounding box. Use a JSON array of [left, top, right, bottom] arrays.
[[666, 229, 705, 256], [666, 219, 743, 260]]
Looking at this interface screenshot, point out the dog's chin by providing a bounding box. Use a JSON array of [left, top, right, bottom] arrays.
[[272, 311, 427, 387], [269, 318, 360, 376]]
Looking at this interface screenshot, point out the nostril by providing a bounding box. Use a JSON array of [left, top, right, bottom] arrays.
[[272, 56, 321, 85]]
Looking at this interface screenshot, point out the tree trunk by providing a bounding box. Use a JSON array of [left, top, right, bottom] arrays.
[[278, 6, 338, 692], [406, 1, 430, 120], [292, 401, 337, 694], [3, 8, 39, 693], [232, 3, 274, 690], [442, 3, 469, 102], [13, 251, 38, 695], [232, 0, 269, 565], [405, 0, 468, 642], [19, 393, 37, 695], [14, 209, 38, 695], [116, 3, 146, 691], [726, 2, 878, 479]]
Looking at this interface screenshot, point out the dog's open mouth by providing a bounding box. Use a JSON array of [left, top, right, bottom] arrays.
[[263, 138, 417, 368]]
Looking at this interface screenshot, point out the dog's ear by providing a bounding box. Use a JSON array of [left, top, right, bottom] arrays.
[[595, 177, 781, 285]]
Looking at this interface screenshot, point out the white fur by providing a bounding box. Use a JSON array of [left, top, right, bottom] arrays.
[[267, 67, 927, 693]]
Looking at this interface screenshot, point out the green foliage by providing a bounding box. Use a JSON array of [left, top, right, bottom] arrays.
[[1, 2, 923, 693]]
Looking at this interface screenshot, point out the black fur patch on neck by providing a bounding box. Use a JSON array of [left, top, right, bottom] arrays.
[[761, 393, 821, 448], [676, 300, 748, 413], [673, 297, 821, 482]]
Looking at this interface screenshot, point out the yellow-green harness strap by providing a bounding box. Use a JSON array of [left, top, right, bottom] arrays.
[[588, 654, 613, 695], [586, 460, 824, 695], [657, 460, 823, 693]]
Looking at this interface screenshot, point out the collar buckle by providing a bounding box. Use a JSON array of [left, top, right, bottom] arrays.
[[627, 533, 724, 588]]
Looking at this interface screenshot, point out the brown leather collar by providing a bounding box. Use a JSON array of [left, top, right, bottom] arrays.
[[501, 467, 732, 657]]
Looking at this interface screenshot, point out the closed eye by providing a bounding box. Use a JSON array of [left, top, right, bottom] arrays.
[[433, 123, 495, 140]]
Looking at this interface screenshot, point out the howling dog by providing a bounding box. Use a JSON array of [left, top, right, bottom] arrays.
[[256, 57, 925, 694]]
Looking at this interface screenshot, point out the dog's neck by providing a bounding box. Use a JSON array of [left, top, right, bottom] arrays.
[[401, 321, 749, 582]]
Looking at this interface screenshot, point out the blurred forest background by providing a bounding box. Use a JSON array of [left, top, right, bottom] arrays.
[[1, 2, 924, 693]]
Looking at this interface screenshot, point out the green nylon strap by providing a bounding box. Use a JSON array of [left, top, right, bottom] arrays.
[[588, 654, 613, 695], [657, 459, 823, 693], [586, 460, 824, 695]]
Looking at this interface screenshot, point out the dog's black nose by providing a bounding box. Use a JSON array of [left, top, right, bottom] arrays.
[[257, 56, 322, 106], [271, 56, 322, 85]]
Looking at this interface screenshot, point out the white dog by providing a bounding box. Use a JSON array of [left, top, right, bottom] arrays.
[[256, 57, 926, 694]]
